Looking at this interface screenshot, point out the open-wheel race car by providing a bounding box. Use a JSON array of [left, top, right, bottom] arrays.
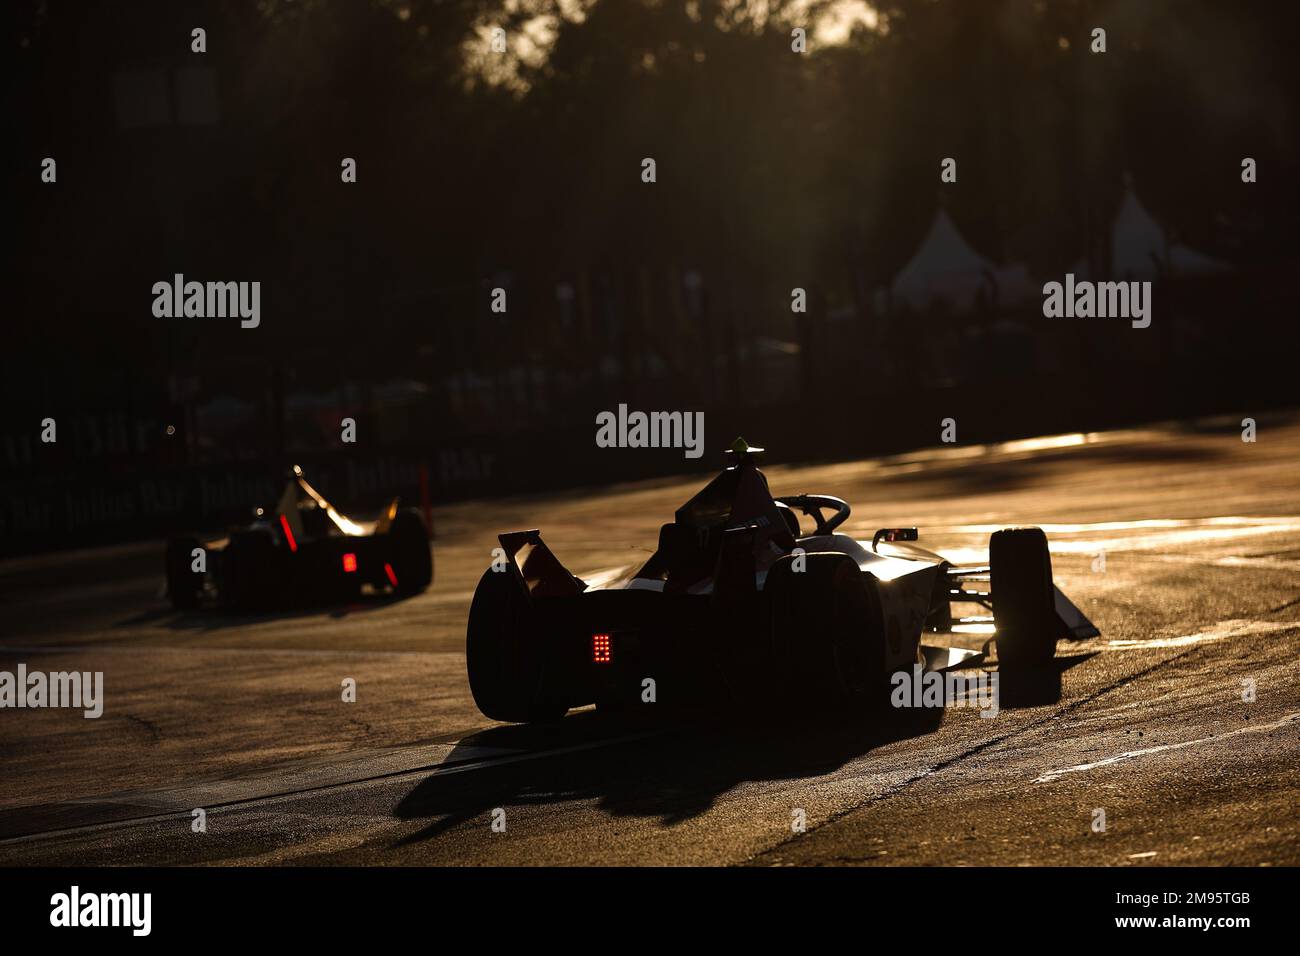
[[165, 466, 433, 610], [466, 438, 1097, 722]]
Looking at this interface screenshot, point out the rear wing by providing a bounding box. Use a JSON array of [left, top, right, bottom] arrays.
[[374, 498, 400, 535], [498, 530, 586, 598], [274, 465, 370, 538]]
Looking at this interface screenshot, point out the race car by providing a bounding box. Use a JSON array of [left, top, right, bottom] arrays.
[[165, 466, 433, 610], [466, 438, 1097, 722]]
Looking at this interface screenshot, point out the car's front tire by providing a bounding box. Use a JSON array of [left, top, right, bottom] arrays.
[[991, 527, 1059, 667]]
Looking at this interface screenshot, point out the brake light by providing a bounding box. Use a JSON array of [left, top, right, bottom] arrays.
[[592, 633, 611, 664], [342, 553, 358, 573], [279, 514, 298, 552], [383, 562, 399, 587]]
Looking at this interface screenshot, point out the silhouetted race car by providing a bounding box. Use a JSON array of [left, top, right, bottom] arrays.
[[165, 466, 432, 610], [467, 439, 1097, 722]]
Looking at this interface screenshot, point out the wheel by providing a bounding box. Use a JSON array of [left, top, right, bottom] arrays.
[[991, 527, 1058, 666], [385, 509, 433, 596], [222, 531, 278, 610], [465, 568, 568, 723], [765, 552, 885, 709], [165, 536, 204, 609]]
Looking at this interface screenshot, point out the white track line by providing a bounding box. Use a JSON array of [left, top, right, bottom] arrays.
[[1035, 713, 1300, 783], [1096, 619, 1298, 651]]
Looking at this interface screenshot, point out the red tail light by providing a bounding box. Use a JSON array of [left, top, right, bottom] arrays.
[[592, 633, 611, 664], [342, 553, 358, 573], [279, 514, 298, 552], [383, 562, 399, 588]]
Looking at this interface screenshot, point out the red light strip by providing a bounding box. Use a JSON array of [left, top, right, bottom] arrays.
[[383, 562, 398, 587], [279, 514, 298, 552]]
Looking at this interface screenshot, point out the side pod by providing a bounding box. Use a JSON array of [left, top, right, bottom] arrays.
[[711, 526, 758, 605]]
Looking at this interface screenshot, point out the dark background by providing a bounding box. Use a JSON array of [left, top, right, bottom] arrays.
[[6, 0, 1299, 556]]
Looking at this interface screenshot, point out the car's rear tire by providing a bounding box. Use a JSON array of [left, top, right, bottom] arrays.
[[466, 568, 568, 723], [165, 536, 204, 609], [594, 695, 630, 716], [386, 509, 433, 596], [991, 527, 1058, 667], [766, 553, 886, 709], [223, 531, 278, 610]]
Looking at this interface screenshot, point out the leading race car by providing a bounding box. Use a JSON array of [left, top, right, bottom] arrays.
[[466, 438, 1097, 723], [165, 466, 433, 610]]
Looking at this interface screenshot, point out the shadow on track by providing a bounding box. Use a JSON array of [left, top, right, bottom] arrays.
[[998, 652, 1095, 707], [112, 590, 413, 632], [390, 704, 947, 847], [390, 652, 1096, 848]]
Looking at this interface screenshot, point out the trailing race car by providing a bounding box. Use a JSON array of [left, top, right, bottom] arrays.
[[165, 466, 433, 610], [466, 438, 1097, 723]]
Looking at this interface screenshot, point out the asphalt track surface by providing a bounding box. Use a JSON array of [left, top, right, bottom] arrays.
[[1, 415, 1298, 866]]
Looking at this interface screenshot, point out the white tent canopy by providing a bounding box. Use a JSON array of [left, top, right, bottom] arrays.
[[1168, 242, 1233, 276], [890, 208, 1034, 311], [892, 183, 1234, 312], [1111, 184, 1168, 279], [1110, 179, 1233, 279], [891, 208, 995, 312]]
